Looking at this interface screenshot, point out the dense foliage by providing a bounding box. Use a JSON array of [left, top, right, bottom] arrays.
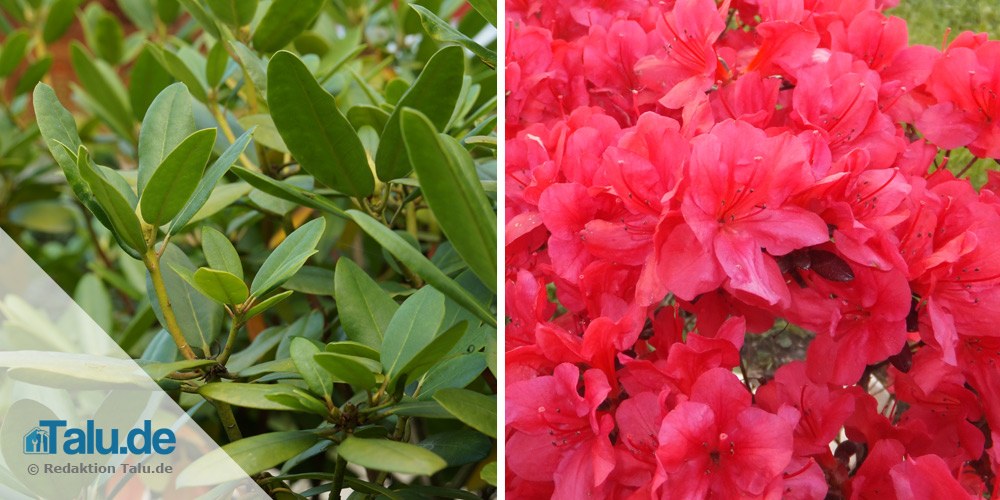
[[1, 0, 498, 497], [505, 0, 1000, 497]]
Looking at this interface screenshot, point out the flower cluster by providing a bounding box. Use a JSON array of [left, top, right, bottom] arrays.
[[505, 0, 1000, 497]]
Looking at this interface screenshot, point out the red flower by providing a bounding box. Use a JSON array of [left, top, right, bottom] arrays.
[[653, 368, 794, 498]]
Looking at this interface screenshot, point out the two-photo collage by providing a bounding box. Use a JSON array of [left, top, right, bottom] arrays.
[[2, 0, 1000, 498]]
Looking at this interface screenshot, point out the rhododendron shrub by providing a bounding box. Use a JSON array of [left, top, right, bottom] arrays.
[[505, 0, 1000, 497]]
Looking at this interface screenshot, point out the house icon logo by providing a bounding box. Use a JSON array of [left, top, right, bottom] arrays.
[[23, 427, 52, 454]]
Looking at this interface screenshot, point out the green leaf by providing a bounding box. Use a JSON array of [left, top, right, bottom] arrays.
[[348, 210, 495, 327], [283, 266, 335, 296], [231, 167, 348, 218], [175, 0, 220, 38], [69, 42, 133, 139], [146, 44, 208, 103], [381, 287, 446, 380], [290, 337, 333, 400], [75, 147, 147, 254], [252, 0, 323, 52], [137, 83, 195, 192], [334, 258, 397, 349], [401, 109, 496, 291], [139, 128, 216, 225], [466, 0, 497, 26], [178, 431, 319, 487], [12, 56, 52, 97], [267, 51, 374, 197], [129, 46, 175, 120], [417, 353, 487, 400], [325, 341, 380, 360], [74, 273, 112, 332], [192, 268, 249, 305], [229, 40, 267, 96], [313, 353, 377, 391], [250, 218, 326, 296], [375, 46, 465, 181], [202, 227, 243, 279], [266, 390, 329, 415], [433, 389, 496, 438], [117, 0, 157, 32], [205, 0, 258, 27], [91, 10, 124, 64], [198, 382, 306, 411], [347, 105, 390, 133], [142, 359, 217, 381], [170, 127, 255, 232], [397, 321, 467, 384], [481, 462, 497, 486], [244, 290, 293, 319], [417, 430, 491, 467], [151, 244, 222, 349], [0, 30, 29, 77], [43, 0, 81, 43], [338, 437, 447, 476], [205, 40, 229, 89], [408, 5, 496, 68]]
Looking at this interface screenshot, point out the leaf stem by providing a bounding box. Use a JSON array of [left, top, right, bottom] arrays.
[[143, 249, 198, 360], [217, 315, 244, 365], [215, 400, 243, 442], [332, 455, 347, 497], [210, 100, 257, 171]]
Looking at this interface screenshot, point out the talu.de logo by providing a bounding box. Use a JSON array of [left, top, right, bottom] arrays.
[[23, 420, 175, 455]]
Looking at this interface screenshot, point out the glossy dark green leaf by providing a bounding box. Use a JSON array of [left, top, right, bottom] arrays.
[[334, 258, 397, 349], [178, 431, 320, 486], [466, 0, 497, 26], [139, 128, 216, 225], [206, 0, 258, 27], [290, 337, 333, 399], [375, 46, 465, 181], [250, 218, 326, 296], [266, 389, 329, 415], [401, 109, 496, 291], [381, 287, 446, 379], [137, 83, 195, 192], [267, 51, 374, 197], [252, 0, 323, 52], [69, 42, 133, 139], [313, 353, 377, 391], [202, 227, 243, 279], [433, 389, 496, 438], [338, 437, 446, 476], [192, 268, 249, 305], [408, 5, 496, 68], [170, 128, 255, 232], [75, 148, 147, 254], [0, 30, 29, 77], [348, 210, 495, 327], [325, 341, 380, 360]]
